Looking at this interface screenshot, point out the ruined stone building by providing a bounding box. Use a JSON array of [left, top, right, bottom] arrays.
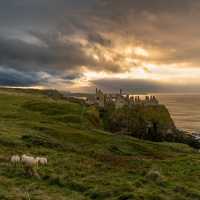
[[86, 89, 159, 108], [95, 88, 106, 107]]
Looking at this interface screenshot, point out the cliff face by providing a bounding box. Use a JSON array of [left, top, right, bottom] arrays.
[[102, 105, 175, 137], [101, 104, 200, 148]]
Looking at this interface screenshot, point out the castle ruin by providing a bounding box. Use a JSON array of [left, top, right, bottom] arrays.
[[86, 89, 159, 108]]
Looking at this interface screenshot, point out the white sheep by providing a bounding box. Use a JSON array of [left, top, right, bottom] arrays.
[[36, 157, 48, 166], [10, 155, 20, 166], [21, 155, 38, 167], [21, 154, 39, 178]]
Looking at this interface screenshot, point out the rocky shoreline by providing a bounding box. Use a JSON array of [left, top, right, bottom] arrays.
[[169, 130, 200, 149], [191, 132, 200, 140]]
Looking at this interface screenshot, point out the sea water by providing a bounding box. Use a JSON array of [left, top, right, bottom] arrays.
[[156, 93, 200, 133]]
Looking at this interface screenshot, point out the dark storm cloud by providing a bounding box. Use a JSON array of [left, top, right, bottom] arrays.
[[0, 35, 83, 72], [0, 31, 123, 89], [1, 0, 200, 90], [87, 33, 112, 47], [0, 33, 120, 73], [0, 66, 43, 86]]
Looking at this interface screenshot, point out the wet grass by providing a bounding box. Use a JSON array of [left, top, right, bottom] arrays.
[[0, 89, 199, 199]]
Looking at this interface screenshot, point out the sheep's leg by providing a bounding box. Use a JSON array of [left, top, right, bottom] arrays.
[[24, 166, 32, 176], [36, 162, 39, 169], [29, 168, 34, 176], [32, 168, 40, 179], [24, 168, 28, 176], [25, 167, 30, 176]]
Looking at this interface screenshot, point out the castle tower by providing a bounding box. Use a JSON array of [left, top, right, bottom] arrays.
[[120, 89, 122, 96]]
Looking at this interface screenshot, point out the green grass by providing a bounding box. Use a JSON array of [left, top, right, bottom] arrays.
[[0, 89, 199, 200]]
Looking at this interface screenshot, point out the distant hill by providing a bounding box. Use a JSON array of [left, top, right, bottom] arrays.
[[0, 88, 199, 199]]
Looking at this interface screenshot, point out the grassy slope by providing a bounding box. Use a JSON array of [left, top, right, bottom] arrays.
[[0, 89, 200, 200]]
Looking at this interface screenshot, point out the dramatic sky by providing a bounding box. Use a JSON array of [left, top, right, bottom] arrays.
[[1, 0, 200, 93]]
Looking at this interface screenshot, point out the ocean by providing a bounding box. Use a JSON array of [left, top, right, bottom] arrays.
[[156, 93, 200, 133]]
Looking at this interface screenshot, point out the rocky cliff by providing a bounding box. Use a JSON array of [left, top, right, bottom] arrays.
[[101, 104, 200, 148]]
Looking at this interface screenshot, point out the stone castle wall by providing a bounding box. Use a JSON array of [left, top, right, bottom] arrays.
[[86, 89, 159, 108]]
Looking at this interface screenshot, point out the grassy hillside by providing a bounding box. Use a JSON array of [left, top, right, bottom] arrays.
[[0, 89, 200, 200]]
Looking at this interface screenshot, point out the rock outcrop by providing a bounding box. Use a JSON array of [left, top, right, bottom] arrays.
[[101, 104, 200, 149]]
